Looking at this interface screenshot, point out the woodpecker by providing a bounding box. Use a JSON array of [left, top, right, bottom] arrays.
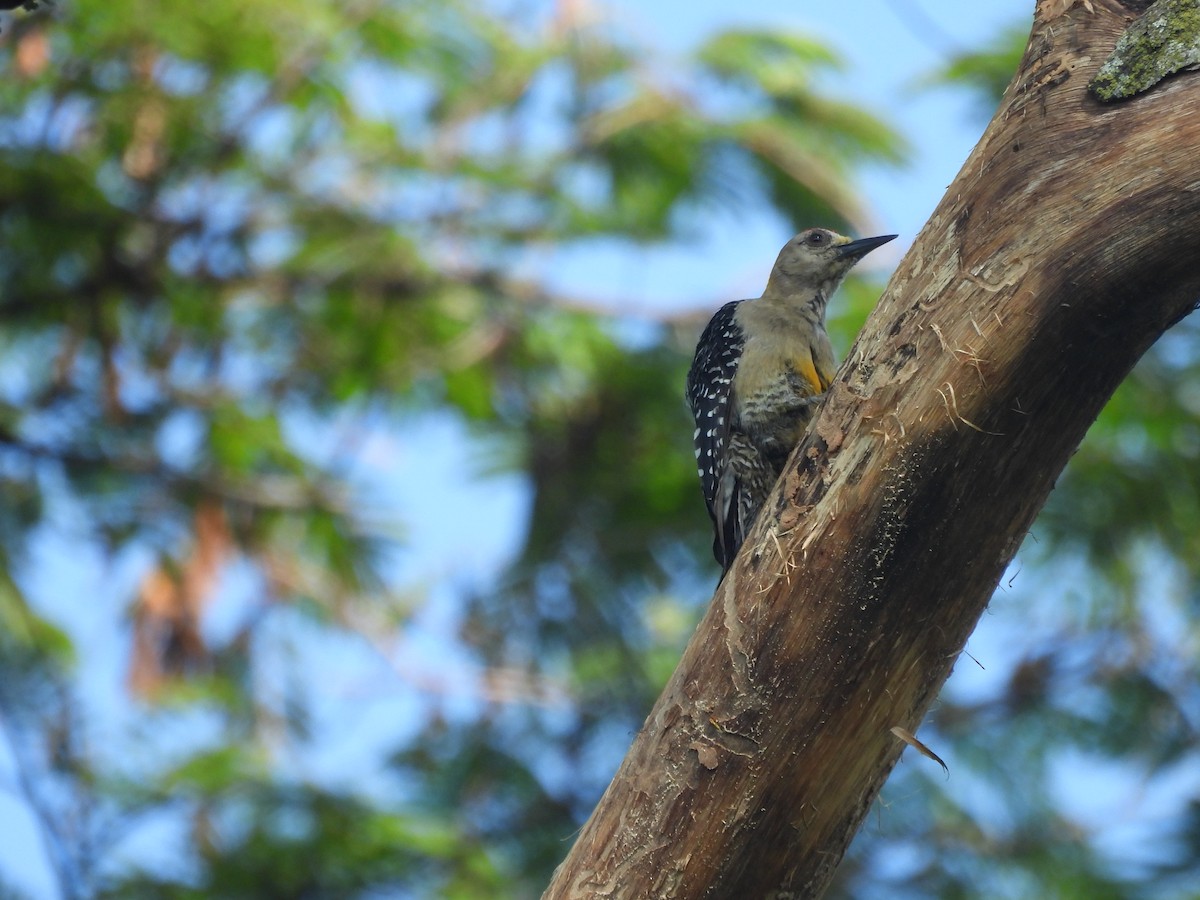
[[686, 228, 896, 572]]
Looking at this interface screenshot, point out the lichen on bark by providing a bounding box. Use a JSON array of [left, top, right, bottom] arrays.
[[1089, 0, 1200, 101]]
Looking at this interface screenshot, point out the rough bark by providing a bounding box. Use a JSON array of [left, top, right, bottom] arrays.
[[545, 1, 1200, 897]]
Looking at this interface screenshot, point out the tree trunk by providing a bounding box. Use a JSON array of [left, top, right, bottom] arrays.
[[544, 1, 1200, 897]]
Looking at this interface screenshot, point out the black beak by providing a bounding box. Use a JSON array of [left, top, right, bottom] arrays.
[[836, 233, 898, 260]]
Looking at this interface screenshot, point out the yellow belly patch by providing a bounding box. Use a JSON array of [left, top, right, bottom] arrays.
[[788, 352, 825, 395]]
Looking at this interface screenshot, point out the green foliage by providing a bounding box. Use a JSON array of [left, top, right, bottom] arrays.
[[919, 26, 1029, 119], [1, 1, 1197, 898], [108, 777, 509, 898]]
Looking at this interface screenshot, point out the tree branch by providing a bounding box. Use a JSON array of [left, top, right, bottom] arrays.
[[544, 1, 1200, 896], [0, 424, 352, 516]]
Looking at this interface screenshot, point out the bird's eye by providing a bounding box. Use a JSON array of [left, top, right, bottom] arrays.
[[807, 231, 825, 245]]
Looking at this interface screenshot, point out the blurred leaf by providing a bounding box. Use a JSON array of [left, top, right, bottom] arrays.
[[918, 25, 1028, 117]]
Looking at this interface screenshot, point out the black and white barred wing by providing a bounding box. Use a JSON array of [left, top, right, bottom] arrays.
[[686, 300, 744, 561]]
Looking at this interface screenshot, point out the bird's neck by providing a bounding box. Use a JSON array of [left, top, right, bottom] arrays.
[[761, 272, 843, 319]]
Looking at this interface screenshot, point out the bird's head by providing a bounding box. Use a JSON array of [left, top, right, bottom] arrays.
[[764, 228, 897, 302]]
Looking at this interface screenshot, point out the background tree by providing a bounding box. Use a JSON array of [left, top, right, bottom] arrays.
[[0, 1, 1197, 899]]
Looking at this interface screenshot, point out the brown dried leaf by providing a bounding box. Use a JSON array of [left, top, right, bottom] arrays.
[[14, 28, 48, 78], [128, 502, 233, 696]]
